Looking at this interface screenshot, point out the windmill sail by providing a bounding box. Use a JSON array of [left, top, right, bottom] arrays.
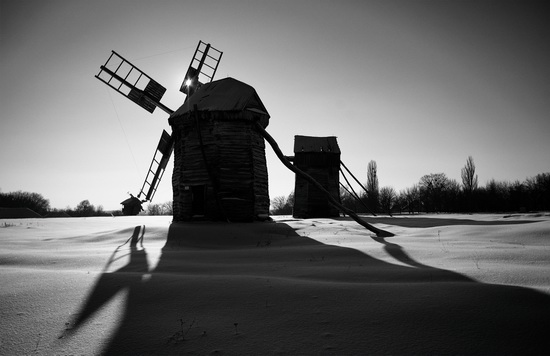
[[138, 130, 174, 202], [96, 51, 172, 114], [96, 41, 222, 209], [180, 41, 223, 95]]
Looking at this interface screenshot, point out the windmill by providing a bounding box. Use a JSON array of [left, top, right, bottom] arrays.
[[95, 40, 389, 236], [95, 41, 223, 215]]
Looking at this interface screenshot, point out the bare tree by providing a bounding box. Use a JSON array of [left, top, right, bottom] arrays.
[[366, 160, 379, 212], [96, 205, 105, 216], [461, 156, 478, 212], [147, 203, 163, 215], [461, 156, 478, 193], [379, 186, 396, 216], [419, 173, 449, 212], [270, 192, 294, 215], [400, 185, 420, 214], [445, 179, 461, 212], [146, 201, 173, 215], [162, 201, 173, 215], [75, 199, 95, 217]]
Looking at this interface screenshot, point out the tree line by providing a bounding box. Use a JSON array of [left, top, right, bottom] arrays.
[[271, 157, 550, 215], [4, 155, 549, 217], [0, 194, 116, 217], [0, 191, 51, 216], [0, 190, 173, 217]]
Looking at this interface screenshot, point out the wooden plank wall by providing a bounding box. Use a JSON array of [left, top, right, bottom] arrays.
[[293, 152, 341, 218], [171, 111, 269, 222]]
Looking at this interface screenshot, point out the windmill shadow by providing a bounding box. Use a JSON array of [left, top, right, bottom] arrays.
[[356, 215, 542, 228], [63, 221, 550, 355]]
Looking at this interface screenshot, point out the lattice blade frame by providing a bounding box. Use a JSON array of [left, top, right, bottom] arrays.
[[138, 130, 174, 202], [180, 41, 223, 95], [96, 51, 167, 113]]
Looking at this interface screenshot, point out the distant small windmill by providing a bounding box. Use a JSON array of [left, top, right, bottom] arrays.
[[95, 41, 223, 214]]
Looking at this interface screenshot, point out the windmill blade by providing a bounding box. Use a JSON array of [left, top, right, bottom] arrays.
[[97, 42, 222, 208], [180, 41, 223, 95], [138, 130, 174, 202], [96, 51, 173, 114]]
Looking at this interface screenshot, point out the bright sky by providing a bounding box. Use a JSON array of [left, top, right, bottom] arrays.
[[1, 0, 549, 211]]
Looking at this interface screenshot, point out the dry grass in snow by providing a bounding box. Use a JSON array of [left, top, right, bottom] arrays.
[[1, 214, 549, 355]]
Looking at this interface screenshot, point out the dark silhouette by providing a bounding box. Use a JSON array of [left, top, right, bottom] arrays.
[[120, 194, 144, 216], [291, 135, 341, 219], [366, 160, 380, 213]]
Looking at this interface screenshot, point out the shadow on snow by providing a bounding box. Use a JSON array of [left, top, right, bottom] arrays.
[[61, 221, 550, 355], [354, 215, 544, 228]]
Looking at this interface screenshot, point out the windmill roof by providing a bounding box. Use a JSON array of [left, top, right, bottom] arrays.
[[170, 77, 270, 118], [294, 135, 341, 154], [120, 196, 142, 206]]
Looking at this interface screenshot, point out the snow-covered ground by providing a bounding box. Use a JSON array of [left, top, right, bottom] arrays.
[[1, 214, 549, 355]]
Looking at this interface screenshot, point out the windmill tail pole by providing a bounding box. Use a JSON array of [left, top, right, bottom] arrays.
[[340, 160, 377, 216], [254, 122, 394, 237]]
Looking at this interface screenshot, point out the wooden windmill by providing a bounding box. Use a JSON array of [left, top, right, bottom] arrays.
[[168, 77, 270, 222], [95, 40, 390, 235], [95, 41, 223, 215]]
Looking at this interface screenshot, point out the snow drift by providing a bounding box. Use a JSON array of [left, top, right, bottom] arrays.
[[1, 214, 549, 355]]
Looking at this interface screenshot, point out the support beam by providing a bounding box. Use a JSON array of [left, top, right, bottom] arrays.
[[339, 166, 377, 216]]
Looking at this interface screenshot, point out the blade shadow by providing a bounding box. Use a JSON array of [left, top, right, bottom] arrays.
[[61, 225, 148, 338]]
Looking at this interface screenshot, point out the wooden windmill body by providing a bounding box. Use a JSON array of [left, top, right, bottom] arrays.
[[292, 135, 341, 218], [168, 78, 270, 222]]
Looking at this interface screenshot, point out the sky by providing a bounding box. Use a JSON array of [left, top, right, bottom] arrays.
[[1, 0, 549, 211]]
